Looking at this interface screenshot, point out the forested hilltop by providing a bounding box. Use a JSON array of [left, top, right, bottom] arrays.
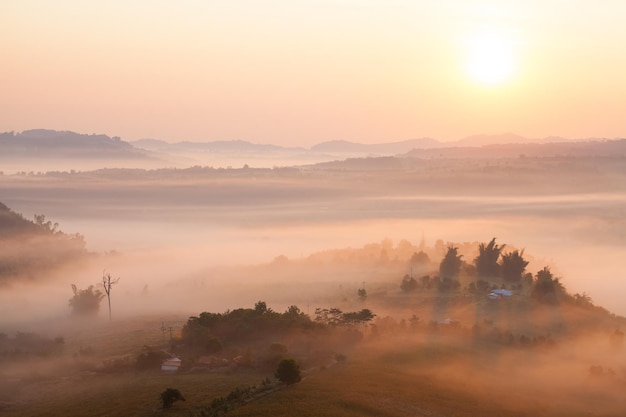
[[0, 202, 88, 281], [0, 130, 149, 159]]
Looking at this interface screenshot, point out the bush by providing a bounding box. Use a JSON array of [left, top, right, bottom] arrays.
[[275, 359, 302, 385], [334, 353, 347, 363], [400, 275, 417, 292], [68, 284, 104, 316], [160, 388, 185, 409], [136, 348, 168, 370]]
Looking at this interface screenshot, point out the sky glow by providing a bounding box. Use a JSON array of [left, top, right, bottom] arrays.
[[2, 1, 625, 145]]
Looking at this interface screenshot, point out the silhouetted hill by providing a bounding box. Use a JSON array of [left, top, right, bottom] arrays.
[[133, 138, 439, 155], [310, 134, 581, 153], [0, 202, 43, 236], [0, 201, 88, 280], [406, 138, 626, 159], [310, 138, 440, 153], [0, 130, 150, 159], [131, 138, 304, 153], [455, 133, 538, 147]]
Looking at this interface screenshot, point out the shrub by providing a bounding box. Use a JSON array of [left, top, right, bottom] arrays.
[[136, 348, 168, 370], [275, 358, 302, 385], [400, 275, 417, 292], [160, 388, 185, 409], [68, 284, 104, 316]]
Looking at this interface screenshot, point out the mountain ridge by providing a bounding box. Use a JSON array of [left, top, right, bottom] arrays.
[[3, 129, 624, 161], [0, 129, 150, 159]]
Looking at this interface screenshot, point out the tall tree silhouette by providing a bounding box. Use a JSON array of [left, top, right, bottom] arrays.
[[531, 266, 564, 304], [102, 271, 120, 321], [474, 238, 505, 278], [500, 250, 529, 281], [439, 245, 463, 278]]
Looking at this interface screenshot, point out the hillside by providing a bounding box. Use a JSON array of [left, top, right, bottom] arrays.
[[405, 138, 626, 159], [131, 138, 304, 153], [0, 202, 43, 236], [0, 202, 88, 280], [0, 130, 150, 159], [0, 232, 624, 416], [309, 138, 440, 153]]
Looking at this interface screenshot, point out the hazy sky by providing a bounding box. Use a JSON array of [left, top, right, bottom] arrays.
[[2, 1, 625, 146]]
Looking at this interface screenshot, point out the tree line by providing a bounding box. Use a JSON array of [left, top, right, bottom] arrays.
[[400, 238, 571, 304]]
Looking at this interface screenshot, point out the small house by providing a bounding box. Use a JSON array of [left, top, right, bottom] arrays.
[[489, 289, 513, 299], [437, 318, 459, 325], [161, 357, 182, 372]]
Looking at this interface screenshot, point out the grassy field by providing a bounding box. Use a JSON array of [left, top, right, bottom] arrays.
[[1, 370, 265, 417], [4, 330, 624, 417], [0, 316, 265, 417], [1, 297, 625, 417], [228, 339, 626, 417]]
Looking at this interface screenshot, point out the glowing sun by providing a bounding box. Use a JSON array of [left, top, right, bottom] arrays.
[[465, 31, 518, 86]]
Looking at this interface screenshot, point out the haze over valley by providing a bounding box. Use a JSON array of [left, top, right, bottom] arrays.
[[2, 130, 625, 316], [2, 1, 626, 415], [1, 132, 626, 416]]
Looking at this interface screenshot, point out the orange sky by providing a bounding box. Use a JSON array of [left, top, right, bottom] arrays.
[[2, 1, 625, 146]]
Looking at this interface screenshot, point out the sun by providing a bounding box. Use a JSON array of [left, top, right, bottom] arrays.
[[464, 31, 518, 86]]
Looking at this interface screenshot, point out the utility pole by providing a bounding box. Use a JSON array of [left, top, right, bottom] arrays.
[[160, 322, 167, 342]]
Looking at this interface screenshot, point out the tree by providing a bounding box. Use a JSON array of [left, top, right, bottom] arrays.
[[439, 245, 462, 278], [205, 336, 223, 354], [160, 388, 185, 409], [500, 250, 529, 282], [410, 250, 430, 266], [33, 214, 58, 234], [136, 347, 169, 370], [342, 308, 376, 325], [284, 305, 305, 318], [255, 300, 270, 314], [438, 276, 460, 292], [314, 308, 344, 326], [531, 266, 564, 304], [573, 292, 593, 308], [357, 288, 368, 301], [69, 284, 104, 316], [475, 238, 505, 278], [400, 274, 417, 292], [314, 308, 375, 326], [275, 359, 301, 385], [102, 271, 120, 321]]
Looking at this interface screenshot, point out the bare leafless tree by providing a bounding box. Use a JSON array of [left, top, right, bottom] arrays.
[[102, 271, 120, 321]]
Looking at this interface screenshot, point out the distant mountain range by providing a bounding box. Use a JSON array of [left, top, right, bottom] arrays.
[[130, 133, 609, 155], [132, 134, 553, 154], [1, 129, 624, 163], [131, 138, 305, 153], [309, 138, 440, 153], [405, 138, 626, 159]]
